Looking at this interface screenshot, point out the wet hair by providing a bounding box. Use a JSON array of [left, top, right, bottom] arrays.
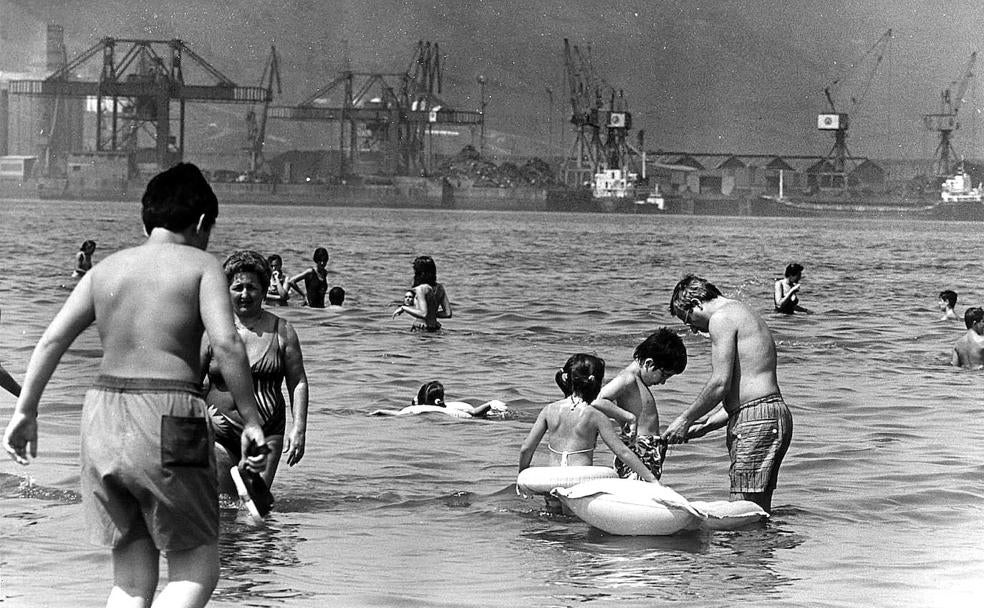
[[668, 274, 723, 317], [785, 263, 804, 278], [412, 255, 438, 287], [555, 353, 605, 403], [414, 380, 446, 406], [965, 307, 984, 329], [328, 286, 345, 305], [940, 290, 958, 308], [267, 254, 283, 267], [141, 163, 218, 234], [313, 247, 329, 264], [79, 240, 96, 252], [634, 328, 687, 374], [223, 250, 271, 291]]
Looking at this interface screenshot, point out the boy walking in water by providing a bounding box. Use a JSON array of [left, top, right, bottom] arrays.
[[592, 328, 687, 480], [3, 163, 267, 608]]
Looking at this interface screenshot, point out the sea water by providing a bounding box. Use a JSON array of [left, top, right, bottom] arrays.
[[1, 200, 982, 607]]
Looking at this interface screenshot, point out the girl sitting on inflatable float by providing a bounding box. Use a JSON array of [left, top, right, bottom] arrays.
[[518, 353, 657, 513], [370, 381, 507, 418]]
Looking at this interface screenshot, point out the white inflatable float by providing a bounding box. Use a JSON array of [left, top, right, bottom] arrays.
[[372, 400, 509, 418], [516, 466, 618, 497], [551, 478, 768, 535]]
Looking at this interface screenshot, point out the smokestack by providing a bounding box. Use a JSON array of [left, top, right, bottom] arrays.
[[46, 24, 65, 72]]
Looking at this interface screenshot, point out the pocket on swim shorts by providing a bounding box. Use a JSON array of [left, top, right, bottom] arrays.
[[161, 415, 210, 467], [731, 419, 781, 465]]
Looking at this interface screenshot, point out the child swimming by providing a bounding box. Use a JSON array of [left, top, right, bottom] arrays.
[[369, 381, 506, 418], [519, 354, 656, 511]]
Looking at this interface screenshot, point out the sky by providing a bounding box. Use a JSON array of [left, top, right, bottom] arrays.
[[3, 0, 984, 161]]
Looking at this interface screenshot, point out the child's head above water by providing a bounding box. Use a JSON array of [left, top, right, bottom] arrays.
[[555, 353, 605, 403], [940, 289, 958, 310], [414, 380, 446, 406]]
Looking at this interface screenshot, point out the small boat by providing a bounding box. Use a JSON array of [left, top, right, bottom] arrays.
[[940, 164, 983, 203]]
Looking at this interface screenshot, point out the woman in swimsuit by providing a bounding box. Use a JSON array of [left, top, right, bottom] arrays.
[[202, 250, 310, 489], [774, 262, 810, 314], [518, 354, 656, 477], [72, 240, 96, 278], [391, 255, 452, 331], [288, 247, 329, 308]]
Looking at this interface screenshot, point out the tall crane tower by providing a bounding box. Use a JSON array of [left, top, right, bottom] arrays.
[[243, 46, 282, 178], [559, 39, 642, 189], [817, 29, 892, 189], [923, 51, 976, 177]]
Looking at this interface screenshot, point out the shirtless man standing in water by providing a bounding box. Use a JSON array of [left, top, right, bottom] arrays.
[[662, 274, 793, 513], [951, 307, 984, 369]]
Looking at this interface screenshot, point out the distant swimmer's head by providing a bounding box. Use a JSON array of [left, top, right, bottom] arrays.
[[940, 290, 958, 310], [668, 274, 722, 332], [634, 327, 687, 384], [557, 353, 605, 403], [412, 255, 438, 287], [784, 263, 804, 283], [964, 307, 984, 330], [313, 247, 330, 266], [79, 240, 96, 254], [223, 250, 272, 292], [413, 380, 446, 406], [141, 163, 218, 239], [267, 254, 283, 271], [403, 290, 416, 305], [328, 286, 345, 306]]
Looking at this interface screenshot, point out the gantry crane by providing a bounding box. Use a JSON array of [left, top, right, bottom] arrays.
[[923, 51, 976, 177], [559, 39, 642, 189], [243, 46, 282, 179], [8, 38, 271, 173], [817, 29, 892, 189], [267, 41, 481, 177]]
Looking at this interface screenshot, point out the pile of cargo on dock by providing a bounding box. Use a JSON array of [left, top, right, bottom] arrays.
[[434, 146, 559, 188]]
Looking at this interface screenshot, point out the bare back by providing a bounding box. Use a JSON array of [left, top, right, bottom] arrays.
[[953, 330, 984, 369], [714, 299, 780, 413], [598, 370, 659, 435], [90, 242, 226, 382], [542, 398, 603, 466]]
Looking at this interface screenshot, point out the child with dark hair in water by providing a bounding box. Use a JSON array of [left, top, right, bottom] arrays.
[[72, 240, 96, 278], [369, 380, 504, 418], [939, 290, 959, 321], [288, 247, 329, 308], [519, 354, 656, 484]]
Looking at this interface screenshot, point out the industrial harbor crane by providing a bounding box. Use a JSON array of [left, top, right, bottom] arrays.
[[817, 29, 892, 190], [923, 51, 976, 177], [559, 39, 643, 189], [8, 37, 272, 173], [243, 46, 282, 179], [267, 41, 482, 177]]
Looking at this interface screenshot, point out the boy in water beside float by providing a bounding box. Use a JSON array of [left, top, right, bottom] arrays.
[[590, 328, 687, 480], [519, 354, 657, 513], [2, 163, 268, 608]]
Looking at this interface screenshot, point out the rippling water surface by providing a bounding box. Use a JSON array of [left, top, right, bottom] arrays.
[[1, 200, 983, 607]]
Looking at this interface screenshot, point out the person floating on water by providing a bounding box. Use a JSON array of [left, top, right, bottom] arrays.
[[951, 306, 984, 369], [265, 254, 290, 306], [392, 255, 452, 331], [72, 240, 96, 278], [327, 286, 345, 309], [370, 381, 506, 418], [202, 250, 310, 492], [663, 274, 793, 513], [591, 328, 686, 481], [519, 354, 657, 513], [939, 289, 959, 321], [288, 247, 329, 308], [774, 263, 810, 314], [2, 163, 268, 607]]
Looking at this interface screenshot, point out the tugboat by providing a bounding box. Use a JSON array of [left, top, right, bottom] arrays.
[[940, 164, 983, 203], [591, 169, 665, 212]]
